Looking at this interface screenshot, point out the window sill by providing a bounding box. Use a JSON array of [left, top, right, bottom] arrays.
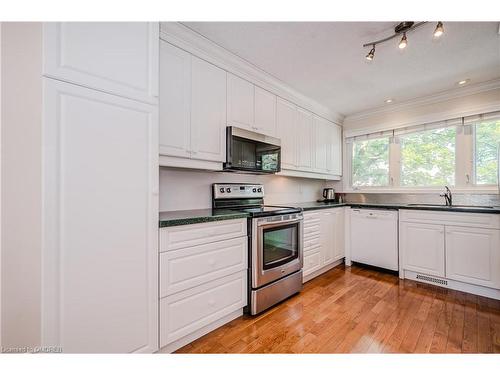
[[342, 187, 499, 194]]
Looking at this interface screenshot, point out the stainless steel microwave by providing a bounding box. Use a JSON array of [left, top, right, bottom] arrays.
[[224, 127, 281, 174]]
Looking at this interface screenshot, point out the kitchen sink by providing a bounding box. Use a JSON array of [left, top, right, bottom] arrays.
[[407, 203, 494, 209]]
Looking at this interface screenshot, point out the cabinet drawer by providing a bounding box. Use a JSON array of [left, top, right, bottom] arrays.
[[160, 237, 247, 297], [159, 219, 247, 252], [400, 209, 500, 229], [159, 271, 247, 347], [303, 250, 322, 275], [304, 236, 321, 250], [304, 224, 321, 236]]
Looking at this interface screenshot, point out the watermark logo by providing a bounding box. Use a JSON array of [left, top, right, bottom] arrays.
[[1, 346, 63, 354]]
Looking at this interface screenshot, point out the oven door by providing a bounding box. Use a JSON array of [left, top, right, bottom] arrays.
[[252, 216, 303, 288]]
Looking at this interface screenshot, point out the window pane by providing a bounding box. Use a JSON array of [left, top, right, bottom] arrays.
[[352, 138, 389, 187], [400, 127, 456, 186], [475, 119, 500, 185]]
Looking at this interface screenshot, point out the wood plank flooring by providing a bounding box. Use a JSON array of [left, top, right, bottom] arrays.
[[175, 265, 500, 353]]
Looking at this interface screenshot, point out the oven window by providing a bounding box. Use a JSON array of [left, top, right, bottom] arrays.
[[262, 223, 299, 270]]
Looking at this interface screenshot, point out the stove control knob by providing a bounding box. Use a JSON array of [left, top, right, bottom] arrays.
[[257, 188, 262, 193], [219, 188, 225, 193], [252, 188, 257, 193], [226, 188, 231, 193]]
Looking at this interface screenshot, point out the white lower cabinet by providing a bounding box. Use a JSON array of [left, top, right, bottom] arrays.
[[159, 219, 247, 352], [160, 271, 247, 347], [303, 208, 345, 281], [400, 222, 445, 277], [445, 226, 500, 288], [399, 210, 500, 299]]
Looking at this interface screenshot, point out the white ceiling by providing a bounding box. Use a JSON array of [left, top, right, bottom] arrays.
[[183, 22, 500, 116]]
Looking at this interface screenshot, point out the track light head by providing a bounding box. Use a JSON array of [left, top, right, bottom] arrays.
[[433, 21, 444, 38], [398, 33, 408, 49], [366, 45, 375, 61]]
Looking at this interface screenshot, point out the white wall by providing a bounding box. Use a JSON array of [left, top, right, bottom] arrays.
[[1, 22, 43, 348], [343, 85, 500, 134], [159, 168, 327, 211]]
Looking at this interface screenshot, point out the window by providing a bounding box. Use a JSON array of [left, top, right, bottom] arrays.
[[347, 111, 500, 190], [474, 118, 500, 185], [400, 127, 456, 187], [351, 137, 390, 187]]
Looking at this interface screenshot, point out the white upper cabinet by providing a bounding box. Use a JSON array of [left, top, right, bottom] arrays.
[[227, 73, 254, 130], [297, 108, 314, 170], [400, 222, 445, 277], [329, 123, 342, 176], [43, 22, 159, 103], [159, 42, 191, 158], [43, 79, 158, 353], [227, 73, 277, 137], [276, 98, 298, 169], [314, 115, 329, 173], [445, 226, 500, 288], [254, 86, 277, 136], [159, 42, 226, 167], [190, 56, 227, 162]]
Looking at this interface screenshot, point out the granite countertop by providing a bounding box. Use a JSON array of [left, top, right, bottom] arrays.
[[159, 202, 500, 227], [291, 201, 500, 214], [159, 209, 249, 228]]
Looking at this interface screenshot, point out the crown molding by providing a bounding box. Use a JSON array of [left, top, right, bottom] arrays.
[[344, 78, 500, 124], [159, 22, 344, 125]]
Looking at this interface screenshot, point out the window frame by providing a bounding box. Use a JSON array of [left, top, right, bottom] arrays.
[[346, 111, 500, 193], [471, 118, 500, 187]]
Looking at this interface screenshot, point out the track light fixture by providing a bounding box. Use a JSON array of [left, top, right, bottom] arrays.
[[398, 33, 408, 49], [366, 45, 375, 61], [433, 21, 444, 38], [363, 21, 445, 60]]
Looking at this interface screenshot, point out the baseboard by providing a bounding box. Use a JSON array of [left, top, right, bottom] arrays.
[[303, 258, 344, 283], [156, 309, 243, 353], [404, 270, 500, 300]]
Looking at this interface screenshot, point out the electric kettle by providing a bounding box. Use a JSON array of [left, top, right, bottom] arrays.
[[322, 188, 335, 201]]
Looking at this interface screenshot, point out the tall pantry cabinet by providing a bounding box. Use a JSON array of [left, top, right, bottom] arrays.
[[1, 23, 159, 353]]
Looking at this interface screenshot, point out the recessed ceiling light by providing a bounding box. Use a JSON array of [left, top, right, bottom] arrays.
[[457, 79, 470, 85], [385, 99, 393, 104]]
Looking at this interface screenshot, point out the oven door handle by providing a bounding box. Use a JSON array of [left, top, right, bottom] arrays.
[[257, 217, 303, 229]]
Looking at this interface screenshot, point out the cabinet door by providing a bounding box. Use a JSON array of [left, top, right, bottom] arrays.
[[445, 226, 500, 288], [43, 22, 159, 103], [314, 116, 329, 173], [227, 73, 254, 130], [328, 123, 342, 176], [321, 210, 336, 265], [333, 208, 345, 260], [42, 79, 158, 353], [190, 56, 226, 162], [296, 108, 314, 170], [400, 222, 445, 277], [159, 41, 191, 158], [276, 98, 298, 169], [254, 86, 277, 136]]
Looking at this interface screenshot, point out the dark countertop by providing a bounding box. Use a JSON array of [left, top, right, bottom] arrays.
[[292, 201, 500, 214], [159, 209, 249, 228], [159, 202, 500, 227]]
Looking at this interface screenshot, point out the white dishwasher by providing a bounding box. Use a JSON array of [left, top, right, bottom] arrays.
[[349, 208, 399, 271]]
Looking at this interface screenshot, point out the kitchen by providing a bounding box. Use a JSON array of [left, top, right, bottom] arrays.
[[1, 5, 500, 371]]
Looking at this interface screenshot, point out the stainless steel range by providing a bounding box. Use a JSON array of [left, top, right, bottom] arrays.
[[212, 183, 303, 315]]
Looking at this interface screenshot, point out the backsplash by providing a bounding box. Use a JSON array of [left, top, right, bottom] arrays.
[[343, 193, 500, 206], [159, 168, 328, 211]]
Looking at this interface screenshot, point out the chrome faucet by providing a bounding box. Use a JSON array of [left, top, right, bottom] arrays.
[[440, 186, 452, 206]]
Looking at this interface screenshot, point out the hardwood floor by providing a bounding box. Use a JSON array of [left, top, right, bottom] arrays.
[[174, 264, 500, 353]]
